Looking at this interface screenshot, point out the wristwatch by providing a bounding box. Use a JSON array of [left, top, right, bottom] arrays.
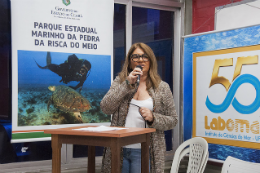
[[126, 79, 135, 88], [126, 79, 130, 85]]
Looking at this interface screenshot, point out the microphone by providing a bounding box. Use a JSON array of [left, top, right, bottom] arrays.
[[136, 65, 143, 85]]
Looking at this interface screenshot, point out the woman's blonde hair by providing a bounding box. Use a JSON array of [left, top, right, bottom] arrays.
[[118, 42, 161, 89]]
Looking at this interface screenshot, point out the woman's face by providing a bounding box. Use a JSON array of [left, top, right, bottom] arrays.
[[130, 47, 150, 75]]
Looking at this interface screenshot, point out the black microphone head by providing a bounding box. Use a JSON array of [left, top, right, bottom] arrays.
[[136, 65, 143, 70], [136, 65, 142, 85]]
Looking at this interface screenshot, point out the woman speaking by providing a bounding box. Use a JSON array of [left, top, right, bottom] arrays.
[[101, 42, 178, 173]]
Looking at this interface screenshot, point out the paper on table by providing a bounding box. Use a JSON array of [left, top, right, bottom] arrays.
[[73, 125, 128, 132]]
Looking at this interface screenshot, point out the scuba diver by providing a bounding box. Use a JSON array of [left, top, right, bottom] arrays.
[[35, 52, 91, 93]]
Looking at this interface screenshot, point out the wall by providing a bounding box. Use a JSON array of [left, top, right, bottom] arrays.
[[184, 0, 193, 35], [192, 0, 243, 34], [215, 0, 260, 30]]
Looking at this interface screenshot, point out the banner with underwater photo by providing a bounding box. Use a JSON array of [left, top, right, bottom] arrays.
[[11, 0, 113, 142]]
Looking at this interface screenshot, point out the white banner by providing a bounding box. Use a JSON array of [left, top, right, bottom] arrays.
[[11, 0, 113, 142], [194, 45, 260, 149]]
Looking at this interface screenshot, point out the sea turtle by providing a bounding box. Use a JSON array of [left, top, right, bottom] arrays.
[[47, 85, 91, 122]]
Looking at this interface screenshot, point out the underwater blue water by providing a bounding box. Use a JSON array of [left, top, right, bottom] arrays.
[[17, 50, 111, 127], [18, 50, 111, 89], [183, 25, 260, 162]]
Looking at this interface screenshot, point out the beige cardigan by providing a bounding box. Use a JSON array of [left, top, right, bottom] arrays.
[[100, 76, 178, 173]]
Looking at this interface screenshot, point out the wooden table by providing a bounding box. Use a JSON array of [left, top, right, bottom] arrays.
[[44, 126, 155, 173]]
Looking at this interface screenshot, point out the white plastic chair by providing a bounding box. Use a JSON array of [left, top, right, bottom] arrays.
[[170, 137, 209, 173], [221, 156, 260, 173]]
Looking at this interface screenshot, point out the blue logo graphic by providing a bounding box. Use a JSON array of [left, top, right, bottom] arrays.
[[206, 74, 260, 114]]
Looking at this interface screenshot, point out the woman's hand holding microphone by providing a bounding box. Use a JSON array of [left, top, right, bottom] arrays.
[[127, 66, 143, 84]]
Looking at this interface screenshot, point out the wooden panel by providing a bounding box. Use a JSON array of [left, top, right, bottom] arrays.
[[111, 138, 121, 173], [141, 133, 150, 173], [119, 134, 147, 146], [51, 135, 62, 173], [60, 135, 112, 147], [88, 146, 95, 173]]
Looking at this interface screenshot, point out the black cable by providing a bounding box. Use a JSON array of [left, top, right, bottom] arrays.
[[129, 103, 147, 128]]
